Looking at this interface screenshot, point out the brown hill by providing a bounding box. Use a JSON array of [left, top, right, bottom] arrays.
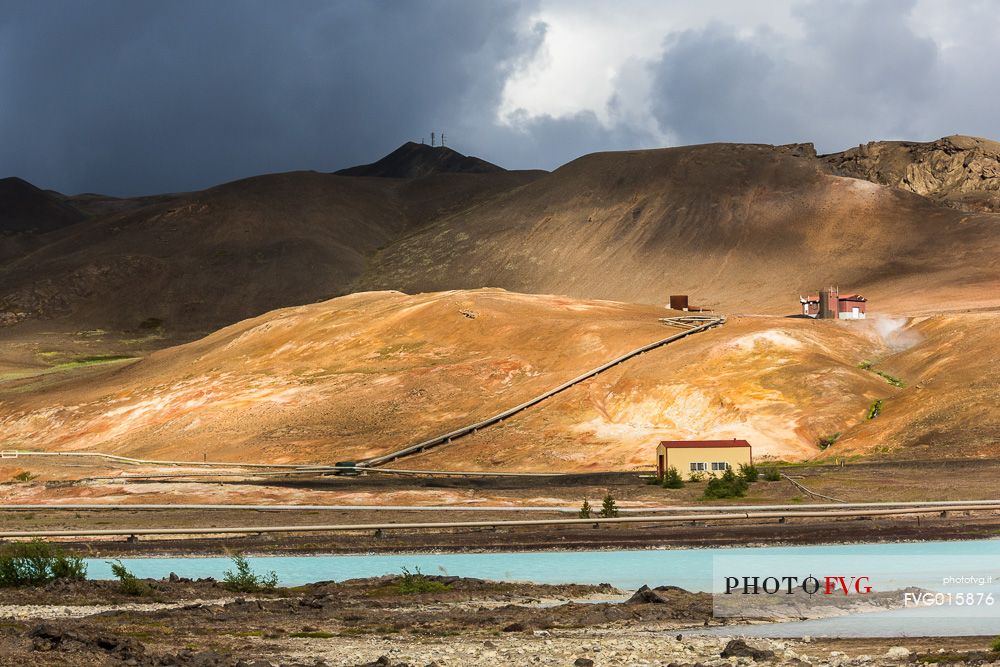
[[2, 289, 994, 468], [824, 135, 1000, 212], [357, 142, 1000, 314], [0, 168, 539, 333], [335, 141, 506, 178], [0, 177, 85, 234], [2, 138, 999, 339]]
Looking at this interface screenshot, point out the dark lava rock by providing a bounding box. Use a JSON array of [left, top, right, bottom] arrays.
[[913, 651, 997, 665], [27, 623, 145, 659], [625, 585, 668, 604], [574, 659, 595, 667], [501, 622, 526, 632], [720, 639, 776, 661], [354, 657, 421, 667]]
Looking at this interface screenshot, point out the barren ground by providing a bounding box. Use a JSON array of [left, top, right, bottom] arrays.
[[0, 575, 995, 666], [2, 290, 997, 472]]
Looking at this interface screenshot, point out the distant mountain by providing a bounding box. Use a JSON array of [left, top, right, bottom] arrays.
[[0, 168, 539, 333], [356, 141, 1000, 314], [0, 177, 86, 234], [1, 136, 999, 337], [335, 141, 505, 178]]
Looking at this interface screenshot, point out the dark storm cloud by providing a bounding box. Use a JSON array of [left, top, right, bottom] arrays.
[[647, 0, 950, 152], [4, 0, 999, 196], [0, 0, 542, 195]]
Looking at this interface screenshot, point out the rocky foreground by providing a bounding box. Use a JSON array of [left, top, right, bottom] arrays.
[[0, 576, 996, 666]]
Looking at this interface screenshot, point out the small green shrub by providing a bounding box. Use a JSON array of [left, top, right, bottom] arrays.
[[289, 631, 336, 639], [688, 471, 706, 482], [397, 567, 449, 595], [222, 554, 278, 593], [762, 467, 782, 482], [859, 360, 904, 387], [11, 471, 36, 482], [0, 540, 86, 587], [662, 466, 684, 489], [50, 554, 88, 581], [738, 463, 759, 482], [109, 560, 152, 596], [874, 370, 905, 388], [866, 399, 883, 420], [578, 498, 593, 519], [703, 468, 749, 499], [56, 355, 134, 369], [818, 432, 841, 450], [599, 493, 619, 518], [990, 636, 1000, 653]]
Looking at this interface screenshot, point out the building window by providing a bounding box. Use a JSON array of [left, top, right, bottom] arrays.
[[690, 462, 707, 471], [711, 462, 730, 471]]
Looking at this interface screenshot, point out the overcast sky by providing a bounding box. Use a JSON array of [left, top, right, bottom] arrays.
[[2, 0, 998, 196]]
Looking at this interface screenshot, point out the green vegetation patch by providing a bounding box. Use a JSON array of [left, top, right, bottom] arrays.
[[818, 432, 841, 450], [222, 554, 278, 593], [396, 567, 450, 595], [109, 559, 153, 597], [702, 468, 749, 499], [289, 631, 336, 639], [859, 360, 905, 387], [56, 354, 136, 369], [873, 369, 905, 388], [0, 540, 87, 587], [866, 399, 883, 420], [599, 493, 619, 518], [662, 466, 684, 489], [738, 463, 759, 482]]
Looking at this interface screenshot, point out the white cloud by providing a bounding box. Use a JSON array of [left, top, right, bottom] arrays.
[[498, 0, 799, 126], [495, 0, 1000, 156]]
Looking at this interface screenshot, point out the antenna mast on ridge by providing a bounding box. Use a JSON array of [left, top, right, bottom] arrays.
[[430, 132, 435, 147], [441, 132, 446, 147]]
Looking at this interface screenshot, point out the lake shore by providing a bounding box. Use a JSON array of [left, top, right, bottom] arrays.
[[1, 575, 997, 666]]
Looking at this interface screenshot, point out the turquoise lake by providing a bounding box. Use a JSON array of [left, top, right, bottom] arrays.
[[85, 539, 1000, 590], [82, 539, 1000, 637]]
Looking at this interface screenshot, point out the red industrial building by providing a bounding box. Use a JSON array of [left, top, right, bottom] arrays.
[[800, 287, 867, 320]]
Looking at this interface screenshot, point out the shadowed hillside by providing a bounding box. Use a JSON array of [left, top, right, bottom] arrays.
[[2, 138, 999, 339], [0, 163, 540, 334], [357, 142, 1000, 315], [0, 177, 85, 234]]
